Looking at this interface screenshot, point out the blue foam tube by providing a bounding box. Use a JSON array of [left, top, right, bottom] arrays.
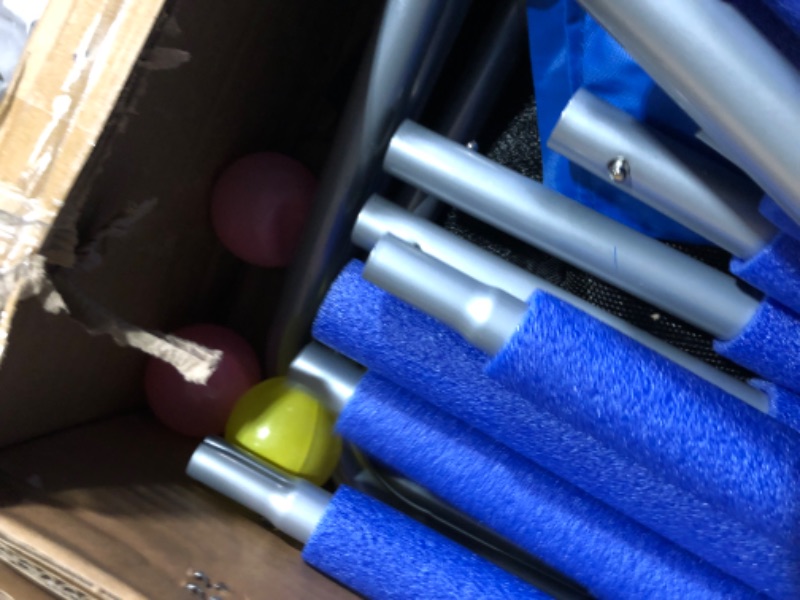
[[313, 260, 798, 597], [760, 196, 800, 241], [486, 289, 800, 549], [336, 373, 757, 600], [302, 485, 546, 600], [382, 118, 800, 392], [730, 233, 800, 314], [754, 380, 800, 435], [715, 297, 800, 396]]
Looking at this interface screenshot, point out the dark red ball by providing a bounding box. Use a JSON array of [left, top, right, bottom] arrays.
[[211, 152, 316, 267]]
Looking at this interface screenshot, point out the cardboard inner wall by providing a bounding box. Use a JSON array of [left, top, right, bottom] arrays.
[[0, 0, 378, 447], [0, 0, 379, 596]]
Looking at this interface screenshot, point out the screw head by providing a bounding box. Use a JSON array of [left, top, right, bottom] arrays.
[[607, 156, 630, 183], [191, 571, 210, 585], [184, 582, 206, 597]]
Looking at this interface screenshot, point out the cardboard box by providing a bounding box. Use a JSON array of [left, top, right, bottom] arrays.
[[0, 0, 376, 596]]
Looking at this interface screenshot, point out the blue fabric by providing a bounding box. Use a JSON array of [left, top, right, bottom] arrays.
[[733, 0, 800, 47], [760, 196, 800, 241], [313, 260, 798, 597], [754, 379, 800, 434], [731, 233, 800, 313], [526, 0, 800, 242], [337, 375, 756, 600], [487, 290, 800, 549], [526, 1, 704, 242], [302, 486, 546, 600], [765, 0, 800, 32], [715, 297, 800, 395]]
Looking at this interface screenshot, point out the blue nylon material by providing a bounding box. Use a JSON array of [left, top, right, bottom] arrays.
[[526, 0, 703, 241]]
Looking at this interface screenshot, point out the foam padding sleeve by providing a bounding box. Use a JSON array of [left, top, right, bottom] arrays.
[[760, 195, 800, 241], [715, 297, 800, 395], [754, 379, 800, 435], [337, 375, 757, 600], [301, 485, 547, 600], [488, 290, 800, 549], [313, 260, 798, 598], [730, 233, 800, 313]]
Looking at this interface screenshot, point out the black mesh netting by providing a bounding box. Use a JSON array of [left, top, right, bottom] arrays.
[[441, 95, 754, 381]]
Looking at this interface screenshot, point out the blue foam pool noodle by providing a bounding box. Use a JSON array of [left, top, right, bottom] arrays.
[[754, 379, 800, 435], [302, 485, 547, 600], [486, 289, 800, 549], [758, 0, 800, 36], [730, 233, 800, 315], [313, 260, 798, 597], [336, 373, 757, 600], [715, 297, 800, 396]]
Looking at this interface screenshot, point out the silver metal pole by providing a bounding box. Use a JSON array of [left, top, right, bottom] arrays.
[[549, 89, 777, 259], [287, 343, 584, 598], [432, 0, 525, 145], [384, 120, 762, 341], [576, 0, 800, 228], [187, 438, 331, 544], [405, 0, 527, 218], [288, 342, 362, 415], [364, 235, 526, 356], [355, 196, 538, 302], [352, 197, 768, 409]]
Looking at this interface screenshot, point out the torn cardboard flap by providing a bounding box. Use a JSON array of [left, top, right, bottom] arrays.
[[138, 46, 191, 71], [0, 0, 169, 367], [0, 185, 55, 364], [44, 270, 221, 385], [73, 196, 158, 271], [0, 197, 217, 384], [38, 193, 221, 385]]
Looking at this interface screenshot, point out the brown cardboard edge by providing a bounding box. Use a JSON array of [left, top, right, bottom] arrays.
[[0, 560, 55, 599], [0, 516, 143, 600], [0, 0, 166, 365]]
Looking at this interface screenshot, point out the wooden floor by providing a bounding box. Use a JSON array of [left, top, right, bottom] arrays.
[[0, 413, 356, 599]]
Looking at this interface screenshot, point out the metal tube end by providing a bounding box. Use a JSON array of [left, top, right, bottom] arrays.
[[364, 234, 526, 355], [288, 343, 363, 415], [550, 88, 775, 259], [352, 195, 401, 251], [187, 437, 331, 544]]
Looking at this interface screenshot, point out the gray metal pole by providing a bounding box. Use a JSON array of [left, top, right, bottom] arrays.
[[384, 120, 762, 341], [549, 89, 777, 259], [187, 438, 331, 544], [355, 196, 539, 302], [576, 0, 800, 228], [364, 235, 526, 356], [288, 342, 362, 415], [405, 0, 527, 218], [267, 0, 471, 373], [352, 197, 768, 409]]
